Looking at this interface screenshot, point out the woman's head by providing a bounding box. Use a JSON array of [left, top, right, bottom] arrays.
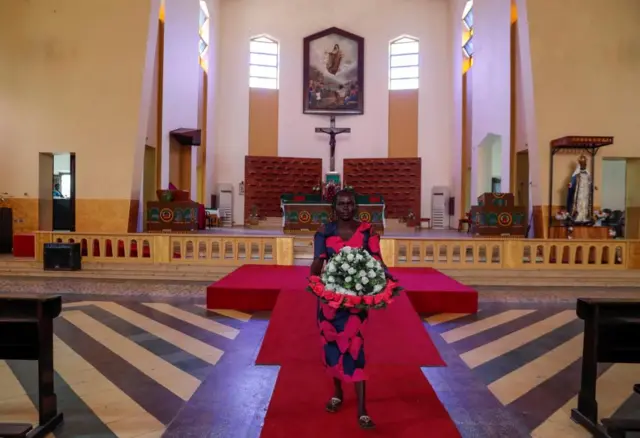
[[333, 189, 356, 222]]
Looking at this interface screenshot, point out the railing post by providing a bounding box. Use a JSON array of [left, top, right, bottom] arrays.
[[380, 238, 396, 267], [153, 235, 171, 263], [34, 232, 53, 262], [276, 237, 294, 265]]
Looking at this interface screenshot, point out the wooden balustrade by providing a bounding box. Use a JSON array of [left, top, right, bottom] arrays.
[[31, 232, 640, 270]]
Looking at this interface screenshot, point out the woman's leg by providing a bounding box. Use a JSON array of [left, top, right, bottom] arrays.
[[355, 381, 367, 416], [333, 378, 343, 399]]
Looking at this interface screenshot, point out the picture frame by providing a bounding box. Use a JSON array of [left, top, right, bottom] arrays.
[[303, 27, 364, 115]]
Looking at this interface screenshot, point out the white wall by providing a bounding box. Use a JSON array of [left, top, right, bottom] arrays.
[[601, 159, 626, 211], [161, 0, 201, 196], [470, 0, 511, 199], [216, 0, 453, 223], [53, 154, 71, 175], [491, 138, 501, 179]]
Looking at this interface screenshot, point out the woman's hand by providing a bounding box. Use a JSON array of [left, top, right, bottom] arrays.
[[384, 271, 397, 282]]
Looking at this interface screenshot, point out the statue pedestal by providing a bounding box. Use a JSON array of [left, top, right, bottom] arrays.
[[549, 225, 611, 239]]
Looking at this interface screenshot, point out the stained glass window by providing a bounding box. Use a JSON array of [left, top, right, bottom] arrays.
[[199, 0, 210, 71], [462, 0, 474, 60]]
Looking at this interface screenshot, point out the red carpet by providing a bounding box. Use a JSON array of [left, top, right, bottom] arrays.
[[260, 364, 461, 437], [206, 265, 478, 314], [251, 276, 463, 436], [206, 265, 470, 435]]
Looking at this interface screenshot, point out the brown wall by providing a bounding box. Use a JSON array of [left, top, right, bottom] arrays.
[[388, 90, 418, 158], [244, 156, 322, 220], [248, 89, 279, 157], [343, 158, 421, 218]]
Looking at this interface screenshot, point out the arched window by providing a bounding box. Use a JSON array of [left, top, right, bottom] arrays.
[[389, 36, 419, 90], [199, 0, 210, 71], [249, 36, 279, 89], [462, 0, 474, 69]]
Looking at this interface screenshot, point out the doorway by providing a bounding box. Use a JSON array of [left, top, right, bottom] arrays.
[[52, 153, 76, 231], [477, 134, 502, 195]]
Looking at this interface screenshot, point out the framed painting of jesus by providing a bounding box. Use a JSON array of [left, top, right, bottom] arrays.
[[303, 27, 364, 115]]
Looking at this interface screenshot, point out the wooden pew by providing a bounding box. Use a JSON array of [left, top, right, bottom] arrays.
[[572, 298, 640, 438], [0, 295, 64, 438]]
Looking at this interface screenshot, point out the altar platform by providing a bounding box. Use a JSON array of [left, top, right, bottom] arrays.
[[205, 265, 479, 314]]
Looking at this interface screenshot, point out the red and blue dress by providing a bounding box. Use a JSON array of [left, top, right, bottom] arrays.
[[313, 221, 385, 382]]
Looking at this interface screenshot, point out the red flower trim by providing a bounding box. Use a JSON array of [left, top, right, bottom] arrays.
[[307, 276, 402, 310]]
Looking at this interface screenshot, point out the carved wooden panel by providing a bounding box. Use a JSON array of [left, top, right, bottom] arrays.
[[343, 158, 421, 219], [244, 156, 322, 220]]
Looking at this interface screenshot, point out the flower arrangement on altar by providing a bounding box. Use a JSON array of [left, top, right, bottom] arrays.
[[555, 210, 572, 223], [323, 181, 339, 204], [307, 246, 402, 310]]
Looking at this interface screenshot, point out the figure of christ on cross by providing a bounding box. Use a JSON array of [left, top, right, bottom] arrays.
[[315, 116, 351, 172]]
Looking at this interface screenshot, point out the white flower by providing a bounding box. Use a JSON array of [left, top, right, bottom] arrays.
[[373, 284, 383, 293], [342, 246, 353, 252], [341, 263, 350, 271], [366, 260, 374, 268], [355, 283, 363, 291], [348, 267, 356, 275], [359, 270, 367, 277], [328, 276, 335, 283], [336, 286, 347, 294], [355, 253, 364, 261], [343, 289, 357, 296], [367, 270, 376, 278], [325, 283, 336, 291], [361, 277, 369, 285], [334, 255, 342, 262], [345, 276, 353, 283], [346, 253, 355, 262], [327, 263, 337, 272]]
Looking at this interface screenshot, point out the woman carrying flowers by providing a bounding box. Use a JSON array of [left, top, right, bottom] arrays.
[[309, 189, 399, 430]]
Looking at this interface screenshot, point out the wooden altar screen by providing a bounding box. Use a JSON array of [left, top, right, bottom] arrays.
[[343, 158, 421, 218], [244, 156, 323, 223]]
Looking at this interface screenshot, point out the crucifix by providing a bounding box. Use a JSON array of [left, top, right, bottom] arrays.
[[315, 115, 351, 172]]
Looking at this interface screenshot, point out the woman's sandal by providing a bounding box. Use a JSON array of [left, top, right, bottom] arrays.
[[359, 415, 376, 429], [325, 397, 343, 413]]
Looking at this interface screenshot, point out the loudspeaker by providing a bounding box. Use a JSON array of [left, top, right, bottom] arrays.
[[43, 243, 81, 271], [0, 208, 12, 254], [448, 197, 455, 216]]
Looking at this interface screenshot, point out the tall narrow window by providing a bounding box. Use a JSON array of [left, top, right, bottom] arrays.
[[389, 36, 419, 90], [462, 0, 474, 69], [199, 0, 210, 71], [249, 36, 278, 89]]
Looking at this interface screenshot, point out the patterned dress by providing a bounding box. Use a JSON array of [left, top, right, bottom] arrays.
[[313, 221, 384, 382]]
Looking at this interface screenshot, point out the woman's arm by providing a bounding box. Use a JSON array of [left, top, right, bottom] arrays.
[[310, 226, 327, 276]]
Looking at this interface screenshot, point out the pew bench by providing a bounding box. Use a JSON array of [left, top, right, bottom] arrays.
[[572, 298, 640, 438], [0, 295, 64, 438]]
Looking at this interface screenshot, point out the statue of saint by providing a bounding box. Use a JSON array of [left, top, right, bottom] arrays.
[[566, 154, 593, 224]]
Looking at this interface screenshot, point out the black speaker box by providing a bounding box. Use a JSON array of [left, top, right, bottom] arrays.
[[43, 243, 82, 271], [0, 207, 12, 254]]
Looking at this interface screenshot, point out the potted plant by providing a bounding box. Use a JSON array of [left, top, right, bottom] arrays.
[[248, 204, 260, 226]]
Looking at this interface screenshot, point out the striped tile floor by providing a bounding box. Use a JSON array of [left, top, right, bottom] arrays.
[[424, 304, 640, 438], [0, 299, 255, 438], [1, 292, 640, 437]]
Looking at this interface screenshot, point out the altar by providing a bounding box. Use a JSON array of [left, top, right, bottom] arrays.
[[281, 193, 385, 232]]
